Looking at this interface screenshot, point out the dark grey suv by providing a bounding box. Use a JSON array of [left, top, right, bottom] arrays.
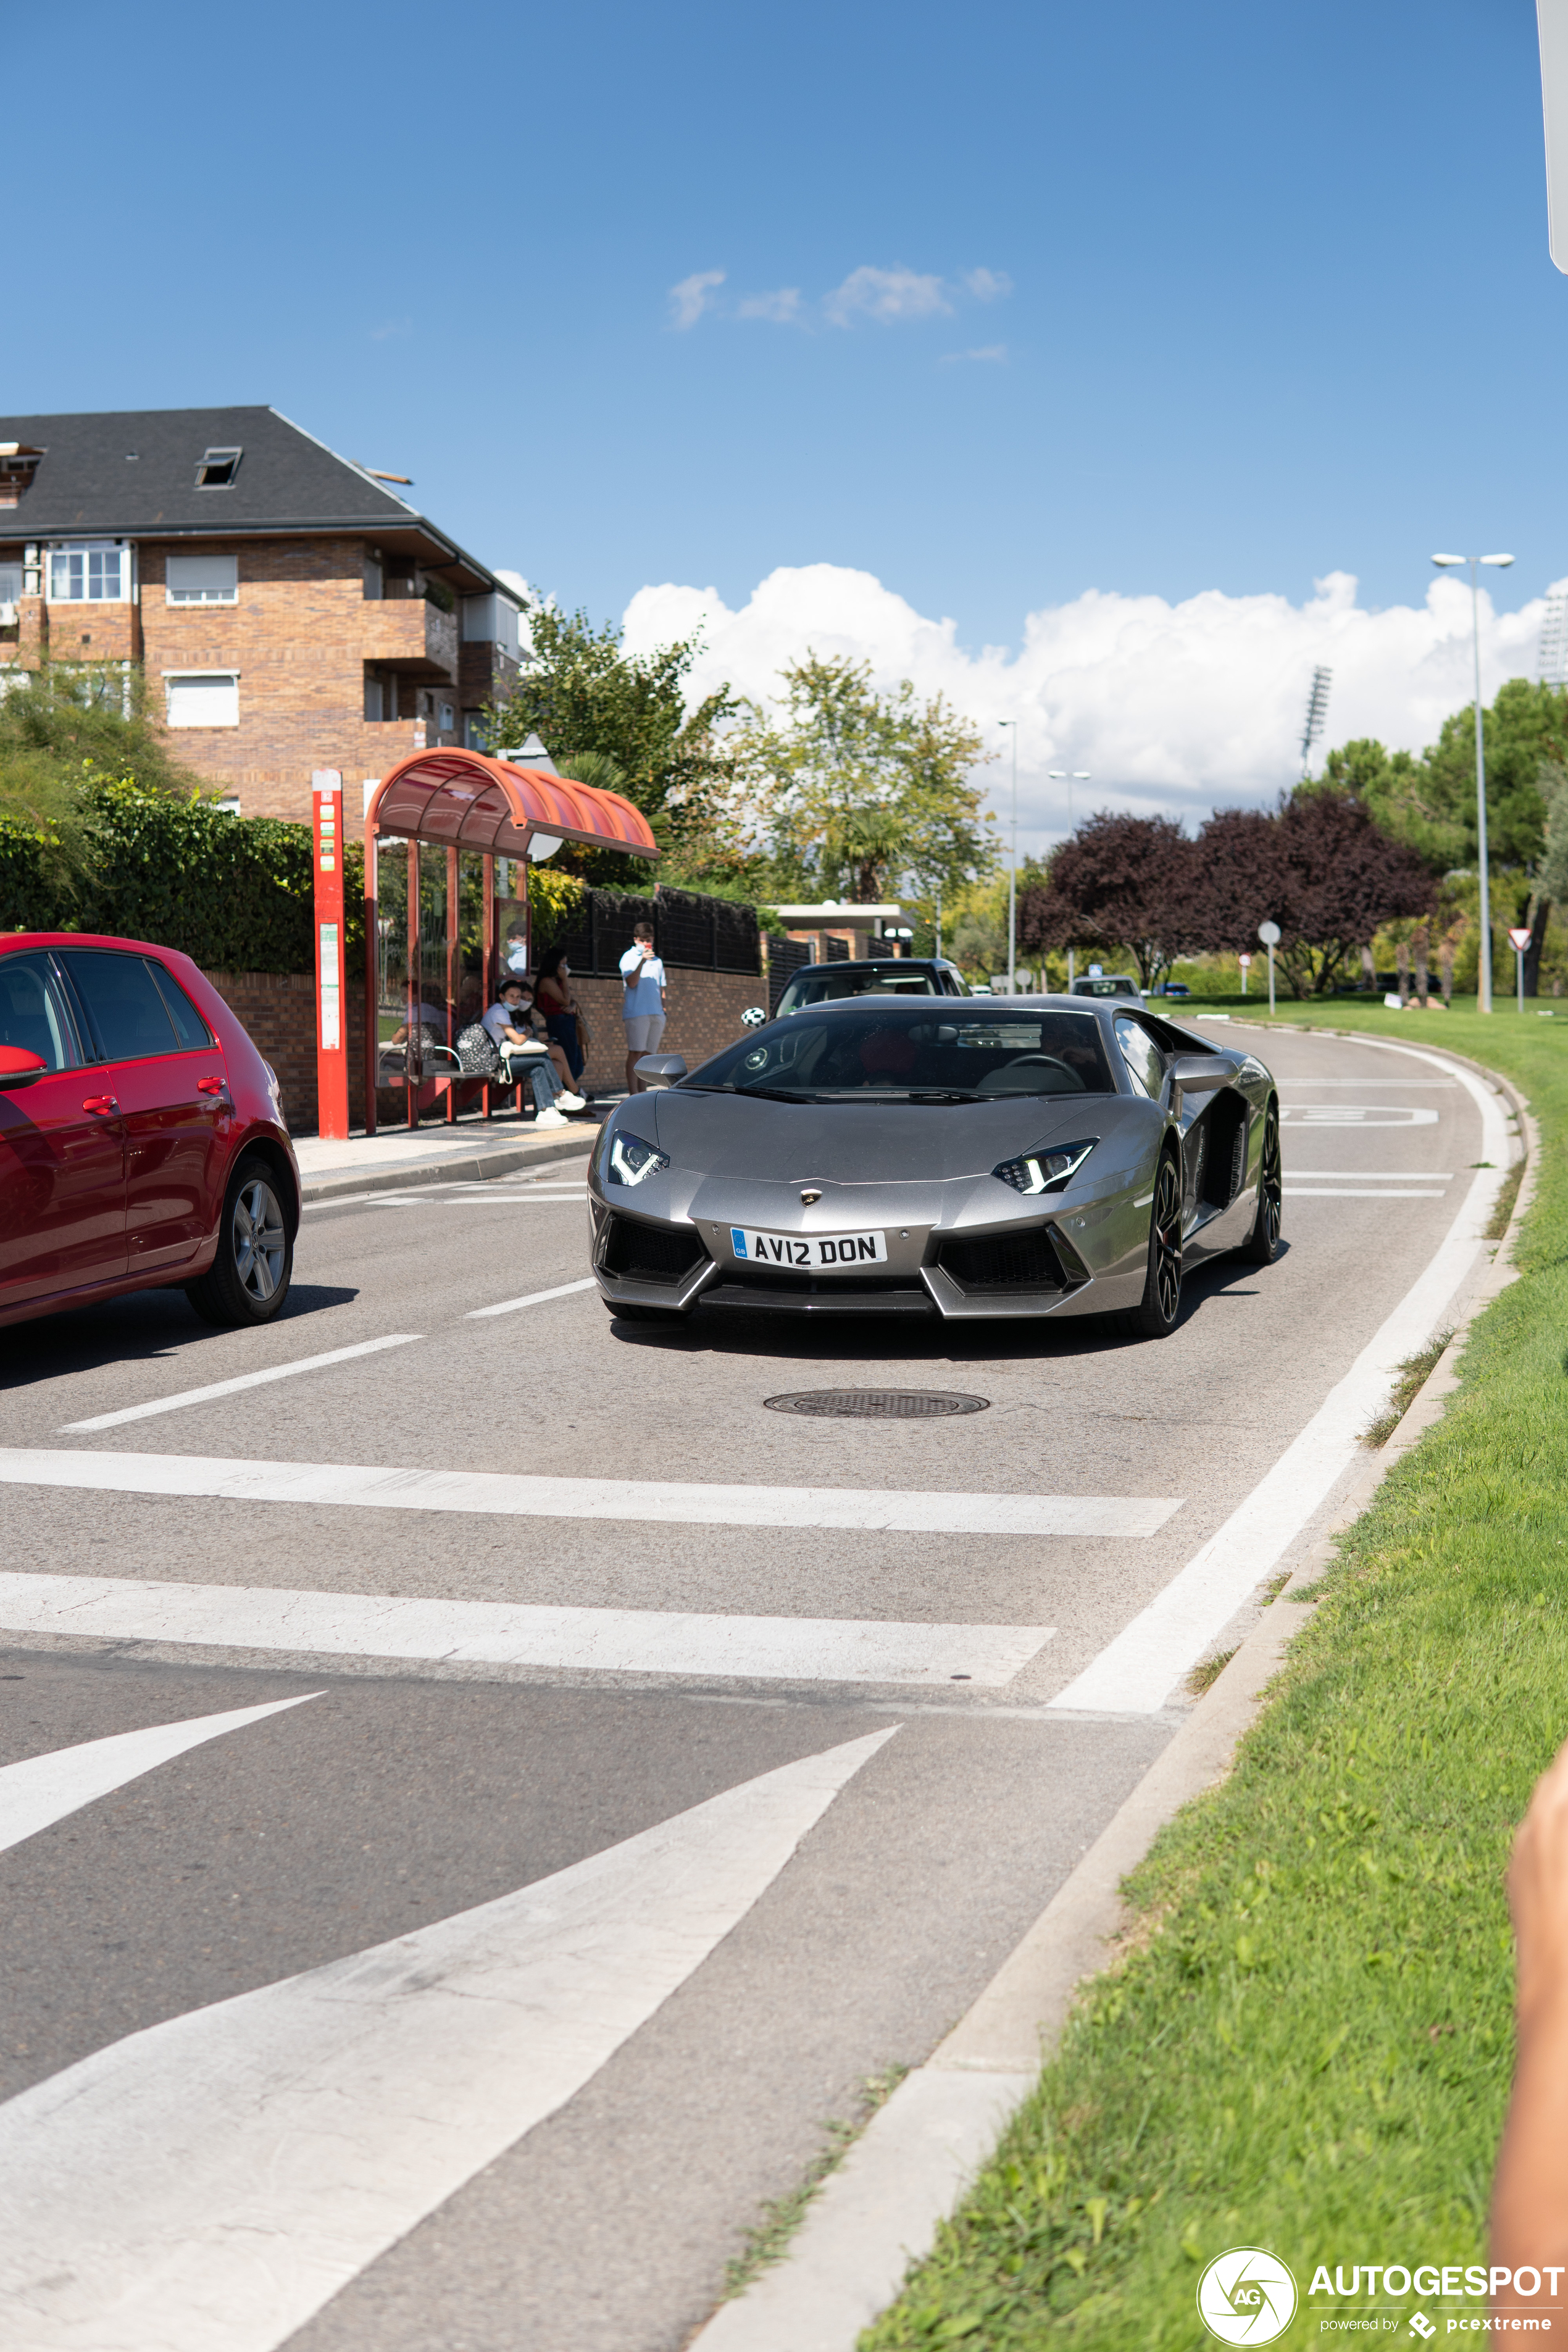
[[772, 959, 970, 1017]]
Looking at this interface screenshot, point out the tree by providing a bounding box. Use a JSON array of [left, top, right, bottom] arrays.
[[0, 663, 206, 897], [1207, 787, 1433, 998], [483, 604, 740, 883], [1017, 814, 1199, 990], [730, 654, 997, 914], [1320, 681, 1568, 875]]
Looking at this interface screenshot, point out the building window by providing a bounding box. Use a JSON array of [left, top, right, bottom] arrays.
[[463, 711, 489, 749], [166, 553, 238, 604], [165, 672, 239, 728], [365, 674, 402, 722], [362, 554, 383, 601], [195, 448, 243, 488], [437, 701, 454, 733], [48, 541, 129, 603]]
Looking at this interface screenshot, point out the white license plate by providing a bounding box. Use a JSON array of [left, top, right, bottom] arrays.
[[730, 1227, 888, 1272]]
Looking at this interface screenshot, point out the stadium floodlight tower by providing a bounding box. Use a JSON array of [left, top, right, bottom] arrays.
[[1432, 551, 1514, 1014], [1540, 588, 1568, 685], [1299, 667, 1333, 779]]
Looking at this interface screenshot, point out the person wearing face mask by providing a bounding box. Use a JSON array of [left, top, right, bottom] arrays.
[[480, 978, 586, 1125], [534, 946, 590, 1093]]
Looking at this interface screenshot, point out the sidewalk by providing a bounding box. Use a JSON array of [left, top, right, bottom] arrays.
[[292, 1107, 609, 1206]]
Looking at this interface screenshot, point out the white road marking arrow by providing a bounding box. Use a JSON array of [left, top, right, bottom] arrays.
[[0, 1725, 897, 2352], [0, 1693, 319, 1858]]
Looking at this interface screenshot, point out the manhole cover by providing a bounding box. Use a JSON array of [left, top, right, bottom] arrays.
[[763, 1390, 990, 1419]]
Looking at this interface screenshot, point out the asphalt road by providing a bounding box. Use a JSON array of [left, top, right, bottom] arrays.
[[0, 1024, 1485, 2352]]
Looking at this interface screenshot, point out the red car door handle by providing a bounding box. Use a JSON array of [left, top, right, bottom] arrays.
[[196, 1077, 228, 1096], [83, 1095, 119, 1115]]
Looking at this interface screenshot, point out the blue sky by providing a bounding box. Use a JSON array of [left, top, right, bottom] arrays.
[[10, 0, 1555, 638], [9, 1, 1563, 827]]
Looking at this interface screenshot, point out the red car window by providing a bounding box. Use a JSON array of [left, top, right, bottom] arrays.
[[144, 959, 215, 1050], [0, 954, 82, 1070], [58, 949, 180, 1062]]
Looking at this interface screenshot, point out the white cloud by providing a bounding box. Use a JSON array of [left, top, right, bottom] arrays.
[[669, 269, 725, 329], [964, 268, 1012, 302], [824, 265, 952, 326], [620, 562, 1556, 851], [737, 287, 803, 323], [941, 344, 1007, 364]]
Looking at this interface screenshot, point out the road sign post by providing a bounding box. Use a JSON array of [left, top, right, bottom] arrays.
[[1238, 951, 1251, 996], [1509, 924, 1533, 1014], [1257, 921, 1281, 1017], [313, 770, 349, 1141]]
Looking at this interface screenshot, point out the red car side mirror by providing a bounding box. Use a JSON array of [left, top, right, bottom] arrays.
[[0, 1046, 48, 1090]]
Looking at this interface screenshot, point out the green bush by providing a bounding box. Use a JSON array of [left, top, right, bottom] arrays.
[[1, 785, 364, 974]]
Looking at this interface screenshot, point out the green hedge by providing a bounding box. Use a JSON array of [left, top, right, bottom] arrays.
[[1, 787, 364, 974]]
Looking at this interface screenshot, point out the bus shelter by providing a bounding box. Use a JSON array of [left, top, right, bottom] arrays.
[[361, 746, 658, 1133]]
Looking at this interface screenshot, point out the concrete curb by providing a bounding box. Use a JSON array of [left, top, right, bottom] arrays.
[[298, 1128, 596, 1206], [690, 1038, 1539, 2352]]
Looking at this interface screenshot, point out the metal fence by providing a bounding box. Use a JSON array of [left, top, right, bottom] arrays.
[[551, 883, 761, 977]]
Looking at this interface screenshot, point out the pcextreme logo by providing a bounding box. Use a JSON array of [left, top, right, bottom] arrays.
[[1199, 2248, 1301, 2344]]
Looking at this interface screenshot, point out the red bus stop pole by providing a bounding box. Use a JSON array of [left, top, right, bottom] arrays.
[[312, 770, 350, 1141]]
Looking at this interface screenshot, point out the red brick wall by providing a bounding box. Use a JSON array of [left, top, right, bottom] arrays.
[[200, 968, 367, 1137], [570, 970, 765, 1091]]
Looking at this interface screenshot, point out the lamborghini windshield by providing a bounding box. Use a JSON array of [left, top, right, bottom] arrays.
[[683, 1006, 1117, 1100]]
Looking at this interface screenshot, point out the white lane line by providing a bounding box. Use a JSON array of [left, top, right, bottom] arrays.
[[0, 1695, 319, 1858], [0, 1729, 896, 2352], [1053, 1040, 1509, 1714], [1283, 1187, 1447, 1199], [467, 1276, 599, 1318], [0, 1451, 1182, 1538], [0, 1573, 1050, 1685], [1280, 1079, 1457, 1088], [59, 1335, 423, 1434], [1280, 1170, 1454, 1180]]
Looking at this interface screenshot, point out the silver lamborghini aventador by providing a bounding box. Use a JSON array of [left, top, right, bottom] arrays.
[[586, 997, 1282, 1335]]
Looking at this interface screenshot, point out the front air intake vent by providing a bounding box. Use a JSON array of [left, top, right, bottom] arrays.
[[936, 1226, 1066, 1293], [601, 1216, 706, 1286]]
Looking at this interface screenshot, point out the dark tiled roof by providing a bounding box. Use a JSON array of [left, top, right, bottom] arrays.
[[0, 406, 491, 577]]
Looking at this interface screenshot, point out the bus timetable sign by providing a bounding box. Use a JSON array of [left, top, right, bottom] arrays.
[[313, 769, 349, 1141]]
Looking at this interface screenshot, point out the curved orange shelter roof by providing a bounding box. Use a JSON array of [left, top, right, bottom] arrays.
[[365, 747, 657, 859]]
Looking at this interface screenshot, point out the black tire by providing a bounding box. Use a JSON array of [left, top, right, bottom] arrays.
[[1240, 1104, 1283, 1264], [601, 1298, 686, 1324], [1121, 1150, 1183, 1338], [185, 1155, 293, 1328]]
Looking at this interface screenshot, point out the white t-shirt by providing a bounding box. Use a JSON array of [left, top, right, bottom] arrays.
[[482, 999, 527, 1048], [619, 946, 665, 1015]]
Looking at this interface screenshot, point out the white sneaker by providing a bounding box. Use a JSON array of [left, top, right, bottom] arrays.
[[556, 1091, 589, 1111], [533, 1107, 569, 1128]]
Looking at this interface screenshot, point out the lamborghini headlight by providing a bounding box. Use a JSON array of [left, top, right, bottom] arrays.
[[991, 1138, 1097, 1196], [606, 1130, 671, 1187]]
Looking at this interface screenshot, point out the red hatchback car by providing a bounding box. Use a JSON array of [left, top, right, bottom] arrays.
[[0, 933, 300, 1332]]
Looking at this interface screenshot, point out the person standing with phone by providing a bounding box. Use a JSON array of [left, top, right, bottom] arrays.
[[619, 920, 667, 1094]]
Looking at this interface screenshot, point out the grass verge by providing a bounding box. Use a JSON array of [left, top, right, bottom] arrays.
[[1361, 1330, 1453, 1448], [724, 2063, 909, 2298], [862, 1001, 1563, 2349]]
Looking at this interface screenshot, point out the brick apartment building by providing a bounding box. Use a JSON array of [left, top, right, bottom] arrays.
[[0, 406, 523, 822]]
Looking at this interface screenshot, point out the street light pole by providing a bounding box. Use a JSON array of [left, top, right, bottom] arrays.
[[1432, 551, 1514, 1014], [1048, 772, 1090, 991], [999, 720, 1017, 993]]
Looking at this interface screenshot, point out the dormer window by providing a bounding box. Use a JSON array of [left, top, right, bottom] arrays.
[[0, 443, 44, 509], [195, 448, 242, 488]]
